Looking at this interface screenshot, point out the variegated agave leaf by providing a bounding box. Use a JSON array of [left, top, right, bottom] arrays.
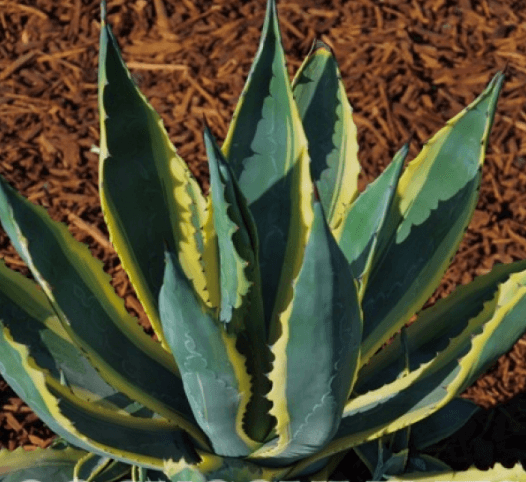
[[0, 0, 525, 481]]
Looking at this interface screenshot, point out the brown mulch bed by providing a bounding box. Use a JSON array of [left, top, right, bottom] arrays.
[[1, 0, 526, 477]]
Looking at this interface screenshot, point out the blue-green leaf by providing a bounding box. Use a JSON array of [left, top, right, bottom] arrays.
[[359, 72, 504, 365], [292, 40, 361, 237], [221, 0, 312, 332], [0, 446, 85, 482], [203, 123, 273, 443], [410, 397, 480, 450], [355, 259, 526, 394], [74, 451, 132, 482], [159, 250, 261, 457], [338, 143, 408, 290], [47, 378, 201, 471], [250, 201, 362, 464], [0, 259, 152, 418], [353, 398, 478, 477], [99, 0, 218, 348], [204, 123, 257, 326]]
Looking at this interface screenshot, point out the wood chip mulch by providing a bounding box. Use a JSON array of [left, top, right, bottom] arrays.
[[1, 0, 526, 474]]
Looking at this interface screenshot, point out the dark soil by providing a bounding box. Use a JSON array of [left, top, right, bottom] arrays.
[[2, 0, 526, 479]]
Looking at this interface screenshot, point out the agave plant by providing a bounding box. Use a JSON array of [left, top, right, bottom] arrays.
[[1, 0, 526, 481]]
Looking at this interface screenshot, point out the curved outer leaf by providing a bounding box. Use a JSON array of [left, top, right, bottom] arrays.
[[159, 250, 260, 457], [409, 398, 479, 450], [74, 451, 131, 482], [221, 0, 313, 333], [46, 378, 201, 471], [357, 72, 504, 365], [288, 260, 526, 477], [291, 40, 361, 240], [0, 312, 105, 455], [0, 446, 84, 482], [355, 259, 526, 394], [98, 1, 219, 350], [0, 259, 152, 418], [0, 297, 203, 470], [0, 260, 179, 478], [338, 143, 408, 292], [0, 175, 210, 445], [249, 201, 362, 465], [203, 124, 273, 443], [354, 398, 479, 476], [390, 462, 526, 481]]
